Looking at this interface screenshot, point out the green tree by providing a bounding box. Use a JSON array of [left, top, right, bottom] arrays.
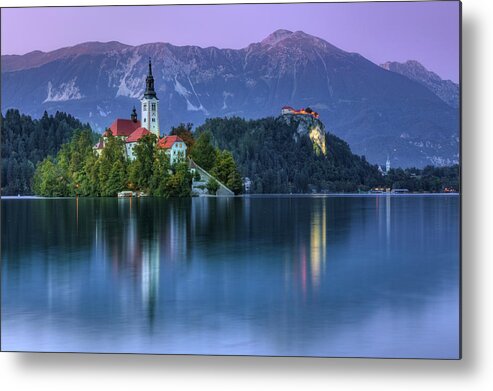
[[128, 133, 157, 191], [150, 150, 171, 196], [32, 157, 69, 197], [2, 109, 92, 195], [105, 159, 127, 197], [98, 132, 128, 196], [211, 150, 243, 194], [206, 177, 219, 195], [164, 162, 193, 198], [190, 131, 216, 171]]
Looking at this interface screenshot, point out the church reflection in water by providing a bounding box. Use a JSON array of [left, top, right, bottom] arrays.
[[2, 195, 459, 357], [89, 197, 334, 320]]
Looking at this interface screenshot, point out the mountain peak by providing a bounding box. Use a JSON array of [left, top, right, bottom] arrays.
[[380, 60, 459, 108], [260, 29, 294, 46]]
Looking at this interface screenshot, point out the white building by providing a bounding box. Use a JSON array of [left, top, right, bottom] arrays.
[[141, 59, 160, 138], [158, 135, 187, 165]]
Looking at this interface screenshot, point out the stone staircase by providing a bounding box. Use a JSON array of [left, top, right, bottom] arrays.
[[189, 158, 234, 196]]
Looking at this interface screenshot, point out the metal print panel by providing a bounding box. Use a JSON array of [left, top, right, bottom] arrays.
[[0, 1, 461, 359]]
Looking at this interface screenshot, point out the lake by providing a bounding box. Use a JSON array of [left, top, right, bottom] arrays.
[[1, 195, 460, 358]]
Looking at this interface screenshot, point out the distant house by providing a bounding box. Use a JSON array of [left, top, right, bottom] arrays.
[[243, 177, 252, 193], [157, 135, 187, 165]]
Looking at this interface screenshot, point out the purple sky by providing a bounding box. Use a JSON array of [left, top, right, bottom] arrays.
[[1, 1, 460, 82]]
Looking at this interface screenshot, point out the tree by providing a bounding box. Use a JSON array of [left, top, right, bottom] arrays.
[[98, 131, 128, 196], [211, 150, 243, 194], [206, 177, 219, 195], [105, 159, 127, 197], [32, 157, 69, 196], [163, 162, 193, 198], [150, 150, 171, 196], [128, 133, 157, 191], [1, 109, 92, 195], [190, 131, 216, 171]]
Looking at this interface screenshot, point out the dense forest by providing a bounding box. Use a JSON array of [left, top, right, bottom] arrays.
[[196, 116, 460, 193], [1, 109, 92, 195], [2, 110, 459, 196], [196, 116, 383, 193], [384, 165, 459, 193]]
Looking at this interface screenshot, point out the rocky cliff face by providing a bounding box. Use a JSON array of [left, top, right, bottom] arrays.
[[380, 60, 459, 108], [1, 30, 459, 168], [281, 113, 327, 156]]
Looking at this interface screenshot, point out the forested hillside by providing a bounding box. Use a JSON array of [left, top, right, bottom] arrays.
[[1, 109, 92, 195], [196, 116, 383, 193]]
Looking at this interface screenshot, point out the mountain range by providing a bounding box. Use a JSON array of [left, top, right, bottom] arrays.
[[380, 60, 459, 108], [1, 29, 459, 168]]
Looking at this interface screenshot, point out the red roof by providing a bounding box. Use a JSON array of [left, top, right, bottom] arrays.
[[282, 105, 294, 110], [126, 127, 151, 143], [104, 118, 141, 137], [158, 135, 184, 149]]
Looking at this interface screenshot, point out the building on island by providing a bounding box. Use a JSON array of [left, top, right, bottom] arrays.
[[93, 58, 235, 196], [93, 58, 186, 163], [157, 135, 187, 165], [281, 105, 319, 119]]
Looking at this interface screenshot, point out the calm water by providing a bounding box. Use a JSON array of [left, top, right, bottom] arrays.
[[1, 195, 460, 358]]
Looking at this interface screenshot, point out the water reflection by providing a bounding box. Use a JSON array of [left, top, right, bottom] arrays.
[[1, 196, 460, 358]]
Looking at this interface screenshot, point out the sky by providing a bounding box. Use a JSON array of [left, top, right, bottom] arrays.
[[1, 1, 460, 82]]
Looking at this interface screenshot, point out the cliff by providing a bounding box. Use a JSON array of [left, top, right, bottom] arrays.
[[280, 113, 327, 156]]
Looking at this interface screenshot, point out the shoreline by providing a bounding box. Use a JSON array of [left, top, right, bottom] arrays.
[[1, 193, 460, 200]]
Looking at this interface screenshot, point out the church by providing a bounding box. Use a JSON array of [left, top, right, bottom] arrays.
[[94, 59, 187, 165]]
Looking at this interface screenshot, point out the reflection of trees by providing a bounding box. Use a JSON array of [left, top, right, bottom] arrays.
[[2, 196, 459, 356]]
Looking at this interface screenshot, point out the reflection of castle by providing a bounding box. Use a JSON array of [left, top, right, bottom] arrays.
[[93, 59, 187, 165]]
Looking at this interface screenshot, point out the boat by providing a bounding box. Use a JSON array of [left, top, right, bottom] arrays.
[[117, 191, 133, 198]]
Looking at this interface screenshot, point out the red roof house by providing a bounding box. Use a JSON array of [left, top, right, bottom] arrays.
[[126, 127, 151, 143], [104, 118, 142, 137], [157, 135, 184, 149]]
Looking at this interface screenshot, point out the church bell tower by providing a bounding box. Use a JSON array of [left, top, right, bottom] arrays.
[[141, 58, 160, 138]]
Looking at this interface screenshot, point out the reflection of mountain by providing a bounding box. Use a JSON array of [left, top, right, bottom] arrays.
[[2, 30, 459, 167], [1, 196, 459, 357]]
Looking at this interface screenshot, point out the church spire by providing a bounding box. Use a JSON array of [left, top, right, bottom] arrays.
[[131, 106, 138, 122], [144, 57, 157, 99]]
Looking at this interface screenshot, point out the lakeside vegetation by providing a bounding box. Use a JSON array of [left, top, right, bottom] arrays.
[[2, 109, 459, 196], [31, 123, 242, 197], [196, 116, 459, 194], [1, 109, 91, 195]]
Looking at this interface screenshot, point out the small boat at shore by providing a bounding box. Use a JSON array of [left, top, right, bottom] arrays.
[[117, 191, 134, 198]]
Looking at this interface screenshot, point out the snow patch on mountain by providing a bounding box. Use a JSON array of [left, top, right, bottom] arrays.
[[43, 78, 83, 102], [222, 92, 233, 110], [174, 76, 209, 115], [174, 76, 191, 98], [116, 53, 143, 98]]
